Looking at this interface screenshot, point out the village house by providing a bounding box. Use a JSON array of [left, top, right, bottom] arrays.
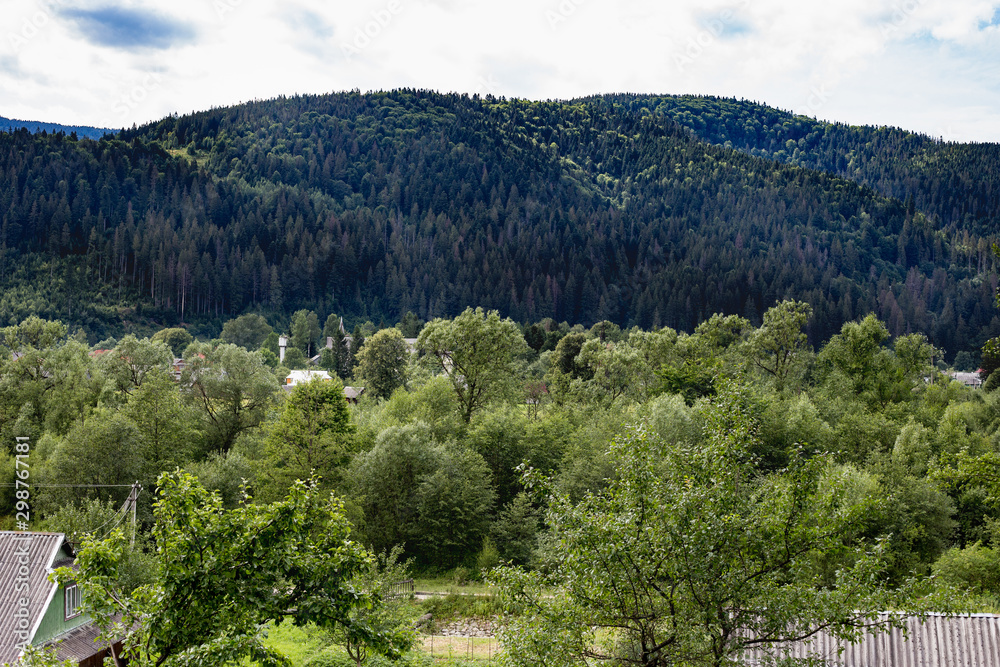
[[951, 370, 984, 388], [0, 531, 121, 667], [281, 369, 365, 403]]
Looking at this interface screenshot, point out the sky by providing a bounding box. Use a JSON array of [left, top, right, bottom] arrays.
[[3, 0, 1000, 142]]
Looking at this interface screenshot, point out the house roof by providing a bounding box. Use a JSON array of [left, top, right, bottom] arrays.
[[45, 621, 114, 663], [344, 386, 365, 400], [742, 612, 1000, 666], [951, 371, 983, 387], [0, 532, 69, 664]]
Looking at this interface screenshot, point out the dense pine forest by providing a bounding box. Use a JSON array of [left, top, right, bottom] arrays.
[[2, 90, 1000, 361]]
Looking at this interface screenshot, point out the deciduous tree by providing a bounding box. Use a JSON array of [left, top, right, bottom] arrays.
[[56, 471, 403, 667], [257, 377, 357, 499], [495, 382, 918, 667], [220, 314, 273, 351], [417, 307, 528, 422], [181, 342, 279, 452], [354, 328, 410, 400]]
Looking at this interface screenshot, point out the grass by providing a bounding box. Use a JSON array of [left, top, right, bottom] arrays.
[[257, 588, 503, 666], [413, 576, 495, 596], [422, 594, 501, 627], [261, 622, 330, 665], [420, 635, 500, 662], [167, 147, 209, 167], [261, 620, 500, 666]]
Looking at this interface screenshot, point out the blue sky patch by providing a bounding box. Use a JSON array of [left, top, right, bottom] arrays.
[[284, 7, 335, 41], [61, 6, 196, 50], [697, 7, 753, 40], [981, 8, 1000, 28], [0, 55, 23, 78]]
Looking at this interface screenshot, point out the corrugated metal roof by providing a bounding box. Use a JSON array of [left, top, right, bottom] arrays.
[[0, 532, 66, 665], [44, 622, 112, 663], [742, 613, 1000, 666]]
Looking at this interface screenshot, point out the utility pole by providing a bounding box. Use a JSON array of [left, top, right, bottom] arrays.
[[128, 481, 142, 546]]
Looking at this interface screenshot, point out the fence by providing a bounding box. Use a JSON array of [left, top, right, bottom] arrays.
[[386, 578, 414, 599], [420, 635, 499, 663]]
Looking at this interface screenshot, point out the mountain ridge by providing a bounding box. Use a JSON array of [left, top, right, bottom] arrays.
[[1, 90, 997, 357]]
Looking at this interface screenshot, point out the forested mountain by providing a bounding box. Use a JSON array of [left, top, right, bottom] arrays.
[[0, 115, 113, 140], [1, 90, 998, 357], [608, 94, 1000, 235]]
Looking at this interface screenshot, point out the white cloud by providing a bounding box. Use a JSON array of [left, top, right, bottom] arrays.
[[1, 0, 1000, 140]]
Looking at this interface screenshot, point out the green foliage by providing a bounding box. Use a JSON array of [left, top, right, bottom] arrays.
[[466, 407, 532, 509], [324, 545, 417, 667], [186, 449, 255, 509], [55, 471, 396, 667], [0, 324, 102, 443], [257, 377, 357, 500], [291, 310, 322, 356], [933, 542, 1000, 596], [181, 342, 279, 452], [350, 423, 495, 566], [495, 382, 918, 667], [98, 334, 173, 400], [414, 445, 496, 567], [355, 328, 410, 400], [575, 337, 650, 404], [398, 311, 424, 338], [653, 359, 717, 405], [475, 536, 501, 576], [150, 328, 193, 358], [42, 409, 147, 512], [818, 315, 938, 411], [747, 299, 813, 390], [43, 498, 157, 594], [282, 346, 308, 369], [1, 92, 998, 361], [418, 307, 528, 422], [490, 493, 539, 566], [350, 423, 441, 556], [0, 316, 68, 349], [7, 644, 76, 667], [221, 313, 273, 350]]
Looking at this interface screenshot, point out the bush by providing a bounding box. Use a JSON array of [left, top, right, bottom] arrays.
[[932, 543, 1000, 595], [475, 537, 501, 577], [451, 566, 470, 586], [422, 593, 501, 622]]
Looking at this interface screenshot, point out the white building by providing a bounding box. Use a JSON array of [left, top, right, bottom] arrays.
[[284, 369, 332, 386]]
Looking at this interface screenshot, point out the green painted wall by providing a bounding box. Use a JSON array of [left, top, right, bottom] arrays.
[[32, 584, 89, 645]]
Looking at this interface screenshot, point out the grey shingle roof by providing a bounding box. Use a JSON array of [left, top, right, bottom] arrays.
[[0, 532, 67, 665]]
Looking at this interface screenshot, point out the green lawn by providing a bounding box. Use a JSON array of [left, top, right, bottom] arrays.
[[412, 576, 495, 596], [262, 622, 331, 665]]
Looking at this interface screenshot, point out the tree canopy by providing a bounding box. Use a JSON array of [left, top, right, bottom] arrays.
[[56, 471, 407, 667], [496, 383, 924, 667]]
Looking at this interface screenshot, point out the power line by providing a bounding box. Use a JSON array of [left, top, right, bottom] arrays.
[[86, 502, 131, 537], [0, 483, 137, 488]]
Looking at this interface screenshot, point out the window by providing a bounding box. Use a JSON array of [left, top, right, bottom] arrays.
[[64, 583, 81, 620]]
